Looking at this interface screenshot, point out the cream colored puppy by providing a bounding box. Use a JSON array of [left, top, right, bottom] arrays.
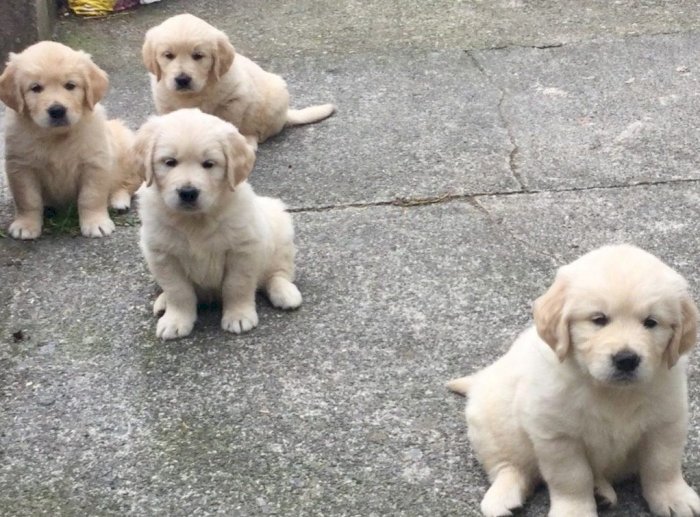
[[448, 245, 700, 517], [136, 108, 302, 340], [142, 13, 335, 143], [0, 41, 141, 239]]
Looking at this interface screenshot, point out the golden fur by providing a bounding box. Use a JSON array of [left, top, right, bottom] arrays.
[[142, 13, 335, 143], [136, 108, 301, 340], [448, 245, 700, 517], [0, 41, 142, 239]]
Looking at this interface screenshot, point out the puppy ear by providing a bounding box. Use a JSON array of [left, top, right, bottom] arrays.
[[82, 55, 109, 109], [665, 295, 699, 368], [134, 117, 161, 186], [533, 273, 570, 361], [0, 56, 24, 113], [212, 33, 235, 80], [142, 28, 162, 81], [224, 128, 255, 189]]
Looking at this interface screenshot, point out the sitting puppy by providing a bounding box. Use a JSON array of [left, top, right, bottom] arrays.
[[142, 13, 335, 143], [448, 244, 700, 517], [0, 41, 141, 239], [136, 108, 302, 340]]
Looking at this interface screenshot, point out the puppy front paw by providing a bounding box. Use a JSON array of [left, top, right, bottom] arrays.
[[109, 189, 132, 213], [222, 306, 259, 334], [156, 310, 196, 340], [80, 213, 115, 238], [645, 480, 700, 517], [9, 217, 42, 240]]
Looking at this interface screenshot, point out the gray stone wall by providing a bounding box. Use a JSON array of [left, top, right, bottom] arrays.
[[0, 0, 57, 64]]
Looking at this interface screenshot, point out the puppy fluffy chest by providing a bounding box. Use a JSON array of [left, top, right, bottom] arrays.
[[529, 380, 656, 476], [578, 397, 648, 472], [167, 227, 261, 292], [7, 118, 109, 204], [180, 245, 228, 291]]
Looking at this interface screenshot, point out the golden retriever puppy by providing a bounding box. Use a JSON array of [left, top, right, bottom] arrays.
[[448, 244, 700, 517], [0, 41, 141, 239], [136, 108, 302, 340], [142, 13, 335, 143]]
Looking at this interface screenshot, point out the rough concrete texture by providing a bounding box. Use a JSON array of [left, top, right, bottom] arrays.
[[0, 0, 57, 64], [2, 1, 700, 515]]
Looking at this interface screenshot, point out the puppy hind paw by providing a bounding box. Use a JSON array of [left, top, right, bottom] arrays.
[[153, 293, 166, 317], [480, 468, 527, 517], [594, 479, 617, 508], [266, 277, 302, 310], [109, 190, 132, 213], [480, 497, 517, 517]]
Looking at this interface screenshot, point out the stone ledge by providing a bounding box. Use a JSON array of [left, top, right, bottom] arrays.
[[0, 0, 58, 64]]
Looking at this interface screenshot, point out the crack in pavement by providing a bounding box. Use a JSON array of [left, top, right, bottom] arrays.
[[466, 197, 560, 264], [287, 177, 700, 213], [465, 50, 528, 192]]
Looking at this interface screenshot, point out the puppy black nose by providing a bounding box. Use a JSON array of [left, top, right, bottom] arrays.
[[178, 186, 199, 204], [47, 104, 67, 119], [612, 350, 641, 372], [174, 74, 192, 88]]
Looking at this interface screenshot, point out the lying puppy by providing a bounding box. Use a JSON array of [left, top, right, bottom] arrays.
[[0, 41, 141, 239], [448, 244, 700, 517], [136, 108, 302, 340], [142, 13, 335, 143]]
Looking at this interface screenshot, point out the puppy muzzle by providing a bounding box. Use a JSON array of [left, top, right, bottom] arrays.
[[609, 349, 641, 382], [177, 186, 200, 209], [174, 73, 193, 91], [47, 103, 69, 127]]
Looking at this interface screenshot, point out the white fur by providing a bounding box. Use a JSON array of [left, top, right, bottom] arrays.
[[136, 109, 301, 340], [143, 14, 335, 143], [449, 244, 700, 517]]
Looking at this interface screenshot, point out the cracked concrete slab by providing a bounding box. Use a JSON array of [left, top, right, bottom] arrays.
[[55, 0, 700, 58], [3, 185, 699, 515], [473, 32, 700, 191], [2, 1, 700, 516]]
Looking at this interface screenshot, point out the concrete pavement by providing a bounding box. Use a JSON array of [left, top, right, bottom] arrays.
[[2, 1, 700, 515]]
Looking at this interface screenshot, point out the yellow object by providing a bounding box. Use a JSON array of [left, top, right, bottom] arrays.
[[68, 0, 116, 16]]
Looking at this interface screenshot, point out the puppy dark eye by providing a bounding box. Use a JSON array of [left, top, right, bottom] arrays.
[[592, 314, 609, 326], [643, 317, 658, 329], [64, 81, 76, 91], [29, 83, 43, 93], [202, 160, 215, 169], [192, 52, 205, 61], [164, 158, 178, 167], [164, 51, 175, 60]]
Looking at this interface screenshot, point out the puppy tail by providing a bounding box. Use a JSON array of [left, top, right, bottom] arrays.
[[286, 104, 336, 126], [446, 375, 474, 396]]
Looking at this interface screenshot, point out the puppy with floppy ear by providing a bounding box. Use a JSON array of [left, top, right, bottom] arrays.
[[136, 108, 301, 340], [142, 13, 336, 143], [0, 41, 142, 239], [447, 245, 700, 517]]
